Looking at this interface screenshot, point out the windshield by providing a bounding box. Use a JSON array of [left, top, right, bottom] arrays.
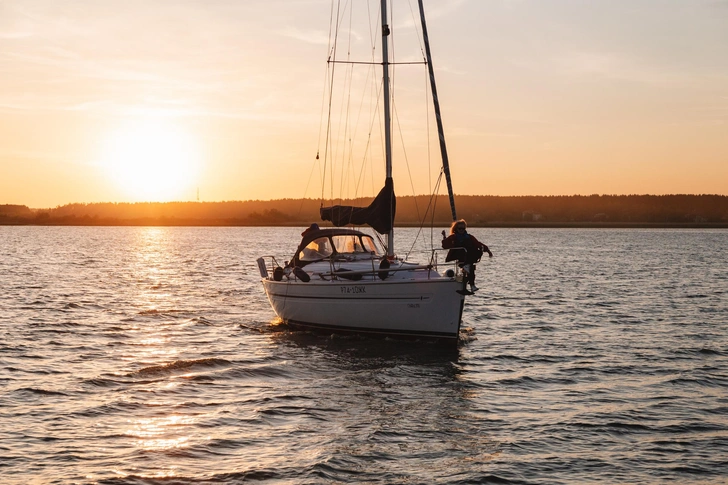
[[331, 234, 381, 256], [298, 237, 333, 262], [361, 236, 380, 254]]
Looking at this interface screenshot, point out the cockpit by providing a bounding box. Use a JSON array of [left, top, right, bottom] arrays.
[[294, 229, 383, 266]]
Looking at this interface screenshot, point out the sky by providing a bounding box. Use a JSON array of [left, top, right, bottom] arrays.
[[1, 0, 727, 208]]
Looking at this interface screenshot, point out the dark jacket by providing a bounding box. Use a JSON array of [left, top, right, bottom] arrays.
[[442, 232, 485, 250], [442, 232, 492, 263]]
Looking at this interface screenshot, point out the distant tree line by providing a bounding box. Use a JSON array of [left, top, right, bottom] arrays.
[[1, 194, 727, 227]]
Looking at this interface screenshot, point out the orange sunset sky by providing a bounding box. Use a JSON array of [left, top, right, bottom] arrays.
[[1, 0, 727, 208]]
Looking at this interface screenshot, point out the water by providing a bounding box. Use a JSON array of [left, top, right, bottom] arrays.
[[1, 226, 726, 484]]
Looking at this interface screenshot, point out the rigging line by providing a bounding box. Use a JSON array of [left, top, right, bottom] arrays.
[[388, 1, 425, 236], [392, 98, 422, 223], [384, 3, 419, 221], [330, 0, 355, 205], [322, 0, 343, 204], [332, 54, 354, 205], [315, 62, 329, 192], [345, 3, 362, 207], [367, 0, 375, 47], [330, 0, 352, 204], [388, 0, 399, 249], [418, 0, 456, 221], [298, 155, 322, 220], [317, 0, 337, 160], [359, 0, 377, 202], [376, 76, 385, 196], [374, 0, 384, 198], [331, 1, 349, 204], [425, 63, 440, 248], [374, 230, 388, 257], [406, 0, 427, 60], [350, 76, 384, 207], [404, 170, 445, 260], [338, 2, 354, 210], [308, 2, 338, 216], [351, 63, 378, 199], [328, 60, 425, 65], [429, 168, 443, 250], [425, 61, 431, 198]]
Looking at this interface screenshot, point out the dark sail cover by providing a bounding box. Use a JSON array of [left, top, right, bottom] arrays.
[[320, 178, 395, 234]]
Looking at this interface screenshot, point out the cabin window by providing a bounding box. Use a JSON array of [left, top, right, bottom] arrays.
[[331, 235, 362, 254], [299, 237, 333, 261], [361, 236, 381, 255], [331, 235, 381, 256]]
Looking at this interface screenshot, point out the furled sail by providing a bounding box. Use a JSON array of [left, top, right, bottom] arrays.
[[320, 178, 395, 234]]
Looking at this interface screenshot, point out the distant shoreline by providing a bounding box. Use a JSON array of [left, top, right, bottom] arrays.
[[2, 194, 727, 228], [1, 220, 726, 229]]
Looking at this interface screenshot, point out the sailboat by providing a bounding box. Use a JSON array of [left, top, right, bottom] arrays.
[[257, 0, 476, 340]]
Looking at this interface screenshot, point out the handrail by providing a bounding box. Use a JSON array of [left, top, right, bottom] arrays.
[[314, 264, 433, 278], [259, 250, 464, 281], [258, 255, 282, 272]]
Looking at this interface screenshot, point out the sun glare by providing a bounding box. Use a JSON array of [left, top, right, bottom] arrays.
[[100, 119, 201, 201]]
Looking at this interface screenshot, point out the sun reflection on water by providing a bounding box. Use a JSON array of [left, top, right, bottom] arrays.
[[119, 228, 210, 460], [126, 415, 197, 450], [131, 227, 181, 313], [107, 466, 181, 480]]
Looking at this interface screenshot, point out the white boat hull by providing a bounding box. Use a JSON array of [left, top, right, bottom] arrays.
[[262, 277, 465, 339]]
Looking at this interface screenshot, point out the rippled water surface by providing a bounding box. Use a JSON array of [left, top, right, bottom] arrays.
[[1, 226, 726, 484]]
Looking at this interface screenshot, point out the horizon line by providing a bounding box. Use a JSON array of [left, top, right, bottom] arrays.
[[4, 192, 727, 210]]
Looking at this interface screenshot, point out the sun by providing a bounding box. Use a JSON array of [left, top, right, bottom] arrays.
[[99, 119, 201, 201]]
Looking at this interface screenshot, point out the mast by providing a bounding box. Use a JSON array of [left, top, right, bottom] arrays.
[[418, 0, 457, 221], [381, 0, 394, 256]]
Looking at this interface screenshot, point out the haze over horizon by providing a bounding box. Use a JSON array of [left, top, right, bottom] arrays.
[[2, 0, 727, 208], [8, 192, 728, 213]]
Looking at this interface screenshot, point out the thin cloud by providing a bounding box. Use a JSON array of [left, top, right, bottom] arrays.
[[276, 26, 330, 45], [553, 50, 713, 87]]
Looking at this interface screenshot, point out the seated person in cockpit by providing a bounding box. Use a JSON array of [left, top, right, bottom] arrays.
[[300, 237, 331, 261]]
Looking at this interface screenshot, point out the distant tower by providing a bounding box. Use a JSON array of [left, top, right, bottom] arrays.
[[197, 187, 200, 202]]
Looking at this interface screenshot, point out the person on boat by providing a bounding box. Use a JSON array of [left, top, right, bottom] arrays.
[[301, 239, 329, 260], [301, 223, 320, 237], [298, 223, 331, 261], [441, 219, 492, 292]]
